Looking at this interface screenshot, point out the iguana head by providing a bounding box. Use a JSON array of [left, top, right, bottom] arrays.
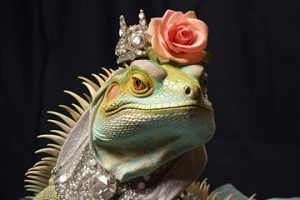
[[92, 59, 215, 181]]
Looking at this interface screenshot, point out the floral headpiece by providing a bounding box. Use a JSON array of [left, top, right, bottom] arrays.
[[115, 9, 211, 66]]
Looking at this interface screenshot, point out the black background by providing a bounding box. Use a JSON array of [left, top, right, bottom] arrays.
[[0, 0, 299, 199]]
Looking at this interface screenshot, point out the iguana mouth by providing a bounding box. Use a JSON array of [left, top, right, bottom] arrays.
[[105, 101, 212, 116]]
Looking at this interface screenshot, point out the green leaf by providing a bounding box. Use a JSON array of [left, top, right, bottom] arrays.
[[202, 50, 213, 64], [148, 49, 160, 63]]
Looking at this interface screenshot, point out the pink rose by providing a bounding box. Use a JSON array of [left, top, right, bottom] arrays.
[[148, 10, 208, 65]]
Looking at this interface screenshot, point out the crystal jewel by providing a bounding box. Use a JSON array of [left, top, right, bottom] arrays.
[[115, 10, 151, 64], [131, 35, 141, 46], [91, 173, 117, 199], [119, 29, 124, 38], [89, 159, 97, 167], [59, 174, 67, 183], [138, 11, 145, 19]]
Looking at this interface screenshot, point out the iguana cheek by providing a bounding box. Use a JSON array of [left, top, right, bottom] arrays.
[[106, 84, 119, 102]]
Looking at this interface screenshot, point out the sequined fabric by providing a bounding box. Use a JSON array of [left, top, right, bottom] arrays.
[[53, 146, 177, 200]]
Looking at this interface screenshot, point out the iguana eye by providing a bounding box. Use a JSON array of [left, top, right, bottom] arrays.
[[130, 74, 150, 95], [133, 78, 146, 91]]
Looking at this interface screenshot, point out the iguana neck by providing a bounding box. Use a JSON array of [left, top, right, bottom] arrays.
[[91, 108, 214, 182]]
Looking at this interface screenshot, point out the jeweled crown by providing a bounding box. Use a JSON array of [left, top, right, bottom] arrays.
[[115, 10, 151, 64]]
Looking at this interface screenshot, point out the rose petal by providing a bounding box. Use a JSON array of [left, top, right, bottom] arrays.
[[163, 11, 189, 29], [187, 18, 208, 37], [172, 31, 207, 53], [164, 24, 183, 53], [151, 22, 173, 60], [174, 29, 193, 45], [161, 10, 177, 28], [148, 18, 162, 36]]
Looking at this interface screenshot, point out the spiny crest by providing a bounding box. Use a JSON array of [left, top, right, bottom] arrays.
[[24, 65, 248, 200], [24, 67, 120, 198], [184, 179, 256, 200]]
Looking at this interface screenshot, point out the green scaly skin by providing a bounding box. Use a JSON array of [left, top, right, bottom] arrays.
[[92, 60, 215, 181], [31, 59, 215, 200]]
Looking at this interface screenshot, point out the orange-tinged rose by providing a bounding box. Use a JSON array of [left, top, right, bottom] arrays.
[[148, 10, 208, 65]]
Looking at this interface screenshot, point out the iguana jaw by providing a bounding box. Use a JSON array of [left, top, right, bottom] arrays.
[[92, 103, 215, 181], [104, 100, 212, 116]]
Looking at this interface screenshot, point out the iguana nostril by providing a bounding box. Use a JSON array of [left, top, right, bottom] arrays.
[[184, 86, 191, 95], [184, 85, 202, 99]]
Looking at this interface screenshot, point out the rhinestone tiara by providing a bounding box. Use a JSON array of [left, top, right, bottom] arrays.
[[115, 10, 151, 64]]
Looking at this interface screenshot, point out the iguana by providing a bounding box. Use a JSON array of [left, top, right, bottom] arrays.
[[24, 10, 252, 200], [25, 59, 220, 200]]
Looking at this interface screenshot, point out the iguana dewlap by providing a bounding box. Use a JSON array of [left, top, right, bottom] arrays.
[[25, 60, 216, 200]]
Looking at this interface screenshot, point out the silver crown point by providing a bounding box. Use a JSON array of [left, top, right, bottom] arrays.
[[138, 10, 147, 27], [138, 10, 145, 19], [119, 15, 127, 38], [115, 10, 151, 64]]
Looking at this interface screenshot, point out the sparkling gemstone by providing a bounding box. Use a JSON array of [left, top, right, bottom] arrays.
[[139, 11, 145, 19], [89, 159, 97, 167], [119, 29, 124, 38], [131, 36, 141, 46], [136, 50, 143, 56], [91, 174, 117, 199], [65, 193, 70, 199], [59, 174, 67, 183]]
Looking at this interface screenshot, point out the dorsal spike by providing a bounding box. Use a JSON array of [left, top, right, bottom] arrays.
[[47, 143, 62, 150], [92, 73, 105, 87], [47, 111, 76, 127], [82, 82, 96, 99], [26, 175, 49, 184], [38, 134, 65, 145], [209, 192, 219, 200], [71, 103, 85, 114], [59, 105, 81, 121], [64, 90, 89, 110], [249, 194, 256, 200], [24, 184, 44, 190], [35, 148, 60, 157], [109, 68, 115, 73], [99, 73, 108, 81], [24, 196, 35, 199], [41, 157, 57, 162], [25, 187, 43, 194], [25, 170, 51, 178], [78, 76, 100, 90], [50, 130, 68, 138], [28, 165, 52, 173], [224, 194, 233, 200], [102, 67, 112, 76], [24, 179, 47, 188], [48, 119, 71, 133], [33, 160, 55, 167], [83, 93, 92, 103]]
